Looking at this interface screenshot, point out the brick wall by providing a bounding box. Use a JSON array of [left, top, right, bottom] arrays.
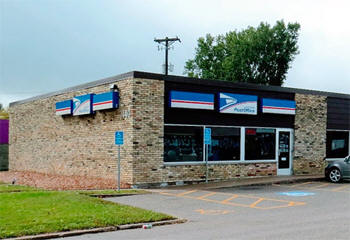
[[9, 77, 135, 187], [293, 93, 327, 175], [131, 78, 165, 184], [159, 163, 276, 185]]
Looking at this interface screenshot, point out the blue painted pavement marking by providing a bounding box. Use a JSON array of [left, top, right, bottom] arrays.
[[278, 191, 315, 197]]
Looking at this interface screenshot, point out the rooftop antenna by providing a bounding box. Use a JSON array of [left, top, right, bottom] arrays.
[[154, 36, 181, 75]]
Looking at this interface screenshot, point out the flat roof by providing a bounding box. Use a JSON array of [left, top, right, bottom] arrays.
[[10, 71, 350, 106]]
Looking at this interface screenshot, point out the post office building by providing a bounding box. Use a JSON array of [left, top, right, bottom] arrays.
[[8, 71, 350, 188]]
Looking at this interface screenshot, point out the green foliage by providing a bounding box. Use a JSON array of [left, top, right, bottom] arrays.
[[0, 103, 9, 119], [184, 20, 300, 86]]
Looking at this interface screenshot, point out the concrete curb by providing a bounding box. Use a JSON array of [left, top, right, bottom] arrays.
[[86, 192, 151, 198], [205, 176, 325, 190], [153, 175, 325, 191], [9, 219, 187, 240], [271, 177, 325, 185]]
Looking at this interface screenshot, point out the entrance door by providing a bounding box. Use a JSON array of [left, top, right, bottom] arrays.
[[277, 129, 293, 175]]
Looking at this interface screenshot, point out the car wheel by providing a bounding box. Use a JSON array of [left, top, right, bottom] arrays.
[[328, 168, 342, 183]]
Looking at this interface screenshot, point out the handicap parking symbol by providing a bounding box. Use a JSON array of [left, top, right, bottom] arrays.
[[278, 191, 315, 197]]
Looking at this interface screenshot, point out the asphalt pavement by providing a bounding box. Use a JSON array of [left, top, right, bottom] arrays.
[[61, 180, 350, 240]]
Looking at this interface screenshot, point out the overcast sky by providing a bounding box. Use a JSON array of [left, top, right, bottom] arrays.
[[1, 0, 350, 107]]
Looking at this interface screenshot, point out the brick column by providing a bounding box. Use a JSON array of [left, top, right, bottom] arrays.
[[131, 78, 165, 185]]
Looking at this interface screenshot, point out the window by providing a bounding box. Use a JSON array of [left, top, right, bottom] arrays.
[[209, 127, 240, 161], [326, 131, 349, 158], [164, 126, 203, 162], [164, 125, 282, 163], [245, 128, 276, 160]]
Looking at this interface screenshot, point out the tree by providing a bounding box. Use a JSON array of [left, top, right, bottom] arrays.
[[184, 20, 300, 86], [0, 103, 9, 119]]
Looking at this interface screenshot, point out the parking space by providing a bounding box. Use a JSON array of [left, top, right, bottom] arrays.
[[63, 181, 350, 240], [156, 189, 305, 210]]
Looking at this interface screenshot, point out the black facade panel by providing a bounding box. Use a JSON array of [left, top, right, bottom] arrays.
[[327, 107, 350, 114], [165, 81, 295, 128], [327, 116, 350, 124], [327, 97, 350, 130]]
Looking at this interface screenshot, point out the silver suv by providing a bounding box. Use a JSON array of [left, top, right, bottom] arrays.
[[325, 155, 350, 183]]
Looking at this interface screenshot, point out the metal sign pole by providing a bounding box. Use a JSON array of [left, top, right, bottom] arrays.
[[206, 144, 208, 183], [118, 145, 121, 191], [204, 127, 211, 184], [115, 131, 123, 192]]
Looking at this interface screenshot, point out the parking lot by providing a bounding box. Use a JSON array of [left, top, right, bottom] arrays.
[[64, 181, 350, 240]]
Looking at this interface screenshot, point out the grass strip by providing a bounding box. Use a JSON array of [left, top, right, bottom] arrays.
[[0, 187, 173, 238], [0, 184, 39, 193]]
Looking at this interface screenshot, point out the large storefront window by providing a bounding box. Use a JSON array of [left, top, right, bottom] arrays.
[[164, 126, 203, 162], [245, 128, 276, 160], [209, 127, 240, 161], [326, 131, 349, 158]]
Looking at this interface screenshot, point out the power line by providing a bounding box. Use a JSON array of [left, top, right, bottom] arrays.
[[154, 36, 181, 75]]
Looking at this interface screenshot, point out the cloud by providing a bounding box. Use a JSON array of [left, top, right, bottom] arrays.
[[1, 0, 349, 102]]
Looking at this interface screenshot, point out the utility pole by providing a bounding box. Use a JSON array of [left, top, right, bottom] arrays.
[[154, 36, 181, 75]]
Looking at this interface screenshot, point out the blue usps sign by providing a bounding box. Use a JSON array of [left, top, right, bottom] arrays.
[[204, 128, 211, 145], [73, 94, 93, 116], [93, 91, 119, 111], [219, 93, 257, 115], [115, 131, 124, 145]]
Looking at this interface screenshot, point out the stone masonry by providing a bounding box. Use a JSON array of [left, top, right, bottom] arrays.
[[293, 93, 327, 175]]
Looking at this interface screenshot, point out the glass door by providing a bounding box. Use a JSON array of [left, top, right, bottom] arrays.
[[277, 129, 293, 175]]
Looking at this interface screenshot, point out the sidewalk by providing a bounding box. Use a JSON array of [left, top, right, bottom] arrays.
[[156, 175, 324, 190]]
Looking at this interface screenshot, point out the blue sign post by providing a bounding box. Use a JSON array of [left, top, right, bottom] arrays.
[[204, 128, 211, 183], [115, 131, 124, 145], [204, 128, 211, 145], [115, 131, 124, 191]]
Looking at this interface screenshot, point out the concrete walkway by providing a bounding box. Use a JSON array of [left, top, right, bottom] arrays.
[[154, 175, 324, 190]]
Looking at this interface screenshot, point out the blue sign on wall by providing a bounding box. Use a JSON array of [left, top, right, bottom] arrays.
[[170, 91, 214, 110], [55, 100, 72, 116], [204, 128, 211, 145], [93, 92, 119, 111], [262, 98, 296, 115], [115, 131, 124, 145], [73, 94, 94, 116], [219, 93, 257, 115]]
